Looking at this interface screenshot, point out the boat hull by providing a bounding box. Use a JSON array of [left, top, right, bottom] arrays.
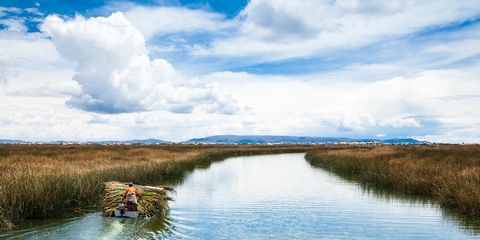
[[113, 209, 138, 218]]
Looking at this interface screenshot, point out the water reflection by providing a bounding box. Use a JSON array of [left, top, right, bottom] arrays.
[[314, 162, 480, 237]]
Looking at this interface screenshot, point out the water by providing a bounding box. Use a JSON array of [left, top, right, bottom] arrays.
[[3, 153, 480, 239]]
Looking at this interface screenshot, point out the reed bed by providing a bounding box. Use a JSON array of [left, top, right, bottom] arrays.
[[0, 144, 313, 229], [306, 145, 480, 216]]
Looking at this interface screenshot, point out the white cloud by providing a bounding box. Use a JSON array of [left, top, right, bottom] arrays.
[[2, 1, 480, 143], [346, 63, 399, 71], [242, 115, 259, 125], [124, 6, 236, 41], [238, 0, 322, 43], [432, 95, 480, 101], [0, 109, 127, 141], [25, 8, 44, 16], [88, 114, 110, 124], [40, 12, 239, 114], [191, 0, 480, 60], [2, 63, 479, 142], [0, 53, 29, 85], [335, 0, 405, 15], [0, 30, 79, 96], [7, 80, 82, 97], [0, 32, 65, 75], [378, 116, 421, 128], [0, 7, 22, 18], [425, 36, 480, 67], [0, 18, 27, 32], [335, 113, 376, 132], [198, 63, 480, 140]]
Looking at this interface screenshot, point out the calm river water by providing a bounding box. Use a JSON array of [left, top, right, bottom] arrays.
[[2, 153, 480, 239]]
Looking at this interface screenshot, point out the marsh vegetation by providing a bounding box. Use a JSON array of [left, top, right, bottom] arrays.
[[0, 144, 313, 229]]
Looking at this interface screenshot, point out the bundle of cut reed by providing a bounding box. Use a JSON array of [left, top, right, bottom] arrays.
[[102, 181, 175, 218]]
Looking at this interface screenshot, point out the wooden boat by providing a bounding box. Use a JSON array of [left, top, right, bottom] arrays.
[[112, 204, 138, 218], [114, 210, 137, 218]]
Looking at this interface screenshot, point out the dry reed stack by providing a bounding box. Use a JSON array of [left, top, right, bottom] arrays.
[[102, 181, 175, 217]]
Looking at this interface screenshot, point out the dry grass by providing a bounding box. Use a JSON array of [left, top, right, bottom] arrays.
[[306, 145, 480, 216], [0, 144, 314, 229]]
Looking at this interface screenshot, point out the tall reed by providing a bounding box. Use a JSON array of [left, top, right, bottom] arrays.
[[306, 145, 480, 216], [0, 144, 313, 229]]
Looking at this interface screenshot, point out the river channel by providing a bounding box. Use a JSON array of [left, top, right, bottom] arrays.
[[2, 153, 480, 239]]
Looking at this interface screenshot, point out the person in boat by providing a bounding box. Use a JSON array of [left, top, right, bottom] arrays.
[[122, 182, 142, 211]]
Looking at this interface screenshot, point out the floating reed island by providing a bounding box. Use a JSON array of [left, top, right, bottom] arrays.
[[102, 181, 175, 218]]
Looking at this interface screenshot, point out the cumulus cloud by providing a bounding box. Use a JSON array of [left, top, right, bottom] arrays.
[[376, 133, 386, 137], [40, 12, 239, 114]]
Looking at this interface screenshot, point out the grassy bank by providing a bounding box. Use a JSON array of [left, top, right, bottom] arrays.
[[0, 144, 314, 229], [306, 145, 480, 217]]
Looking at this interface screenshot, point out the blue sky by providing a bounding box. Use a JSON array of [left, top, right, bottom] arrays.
[[1, 0, 480, 143]]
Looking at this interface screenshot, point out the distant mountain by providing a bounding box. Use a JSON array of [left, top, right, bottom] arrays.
[[0, 136, 429, 145], [0, 139, 25, 144], [183, 135, 429, 144], [184, 135, 344, 144]]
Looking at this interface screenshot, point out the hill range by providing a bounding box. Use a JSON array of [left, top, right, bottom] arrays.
[[0, 135, 429, 145], [181, 135, 428, 144]]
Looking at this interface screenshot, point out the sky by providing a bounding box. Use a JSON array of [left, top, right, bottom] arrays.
[[1, 0, 480, 143]]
